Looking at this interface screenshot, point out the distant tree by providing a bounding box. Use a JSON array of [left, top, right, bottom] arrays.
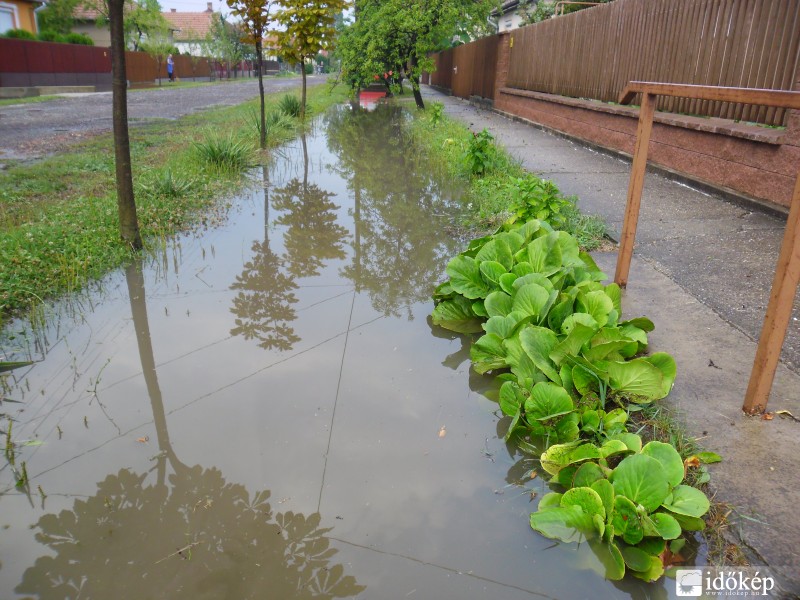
[[124, 0, 171, 51], [272, 0, 348, 120], [206, 13, 244, 78], [226, 0, 271, 148], [37, 0, 81, 34], [108, 0, 142, 249], [141, 30, 175, 85]]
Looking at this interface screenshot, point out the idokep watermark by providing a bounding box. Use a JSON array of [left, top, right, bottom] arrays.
[[675, 568, 776, 597]]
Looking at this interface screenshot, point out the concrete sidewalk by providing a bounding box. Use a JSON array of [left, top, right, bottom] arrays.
[[424, 87, 800, 595]]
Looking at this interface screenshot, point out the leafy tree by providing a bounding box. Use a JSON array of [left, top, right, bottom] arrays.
[[141, 30, 176, 85], [227, 0, 272, 148], [339, 0, 493, 109], [206, 13, 245, 79], [37, 0, 81, 35], [124, 0, 171, 51], [272, 0, 348, 120], [108, 0, 142, 249]]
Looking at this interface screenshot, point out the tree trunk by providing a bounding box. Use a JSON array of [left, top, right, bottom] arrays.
[[109, 0, 142, 249], [300, 56, 307, 121], [410, 55, 424, 109], [256, 39, 266, 149]]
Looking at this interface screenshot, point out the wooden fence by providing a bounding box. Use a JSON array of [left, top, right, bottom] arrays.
[[0, 38, 111, 87], [506, 0, 800, 126], [428, 35, 499, 101]]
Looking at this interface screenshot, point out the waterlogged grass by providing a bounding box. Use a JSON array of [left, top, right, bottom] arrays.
[[0, 84, 349, 317], [0, 95, 61, 107], [408, 103, 608, 249]]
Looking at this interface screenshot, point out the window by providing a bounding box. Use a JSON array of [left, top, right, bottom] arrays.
[[0, 2, 18, 33]]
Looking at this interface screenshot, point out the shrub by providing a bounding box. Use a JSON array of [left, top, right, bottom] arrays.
[[277, 94, 302, 118], [2, 29, 36, 40], [65, 32, 94, 45], [465, 128, 496, 176], [37, 30, 67, 43], [193, 133, 255, 171]]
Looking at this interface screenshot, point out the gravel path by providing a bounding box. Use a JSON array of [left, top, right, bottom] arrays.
[[0, 76, 322, 162]]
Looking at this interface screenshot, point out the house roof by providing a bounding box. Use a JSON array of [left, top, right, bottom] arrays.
[[73, 0, 105, 21], [162, 4, 216, 41]]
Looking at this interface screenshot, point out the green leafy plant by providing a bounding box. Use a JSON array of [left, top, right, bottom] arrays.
[[249, 109, 296, 146], [2, 29, 36, 40], [430, 102, 444, 127], [531, 440, 710, 581], [465, 129, 496, 176], [193, 133, 255, 171], [278, 94, 302, 119], [504, 175, 573, 230], [138, 168, 196, 199]]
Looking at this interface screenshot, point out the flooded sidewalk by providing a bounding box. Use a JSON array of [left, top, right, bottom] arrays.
[[422, 87, 800, 595], [3, 103, 699, 598]]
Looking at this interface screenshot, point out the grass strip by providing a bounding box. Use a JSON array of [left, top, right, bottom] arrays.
[[0, 83, 349, 318]]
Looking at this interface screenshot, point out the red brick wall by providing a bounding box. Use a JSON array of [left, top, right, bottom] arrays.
[[491, 32, 800, 211]]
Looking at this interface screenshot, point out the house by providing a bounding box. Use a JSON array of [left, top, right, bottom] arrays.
[[493, 0, 532, 32], [72, 1, 109, 47], [161, 2, 216, 56], [1, 0, 42, 35]]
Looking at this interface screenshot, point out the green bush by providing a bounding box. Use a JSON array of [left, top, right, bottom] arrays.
[[192, 133, 255, 172], [304, 62, 313, 75], [37, 30, 67, 43], [2, 29, 36, 40], [65, 32, 94, 45]]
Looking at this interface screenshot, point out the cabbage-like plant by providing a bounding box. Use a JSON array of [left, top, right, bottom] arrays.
[[530, 441, 710, 581]]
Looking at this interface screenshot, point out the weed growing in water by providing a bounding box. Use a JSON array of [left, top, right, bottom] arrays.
[[138, 168, 196, 199], [278, 94, 302, 119]]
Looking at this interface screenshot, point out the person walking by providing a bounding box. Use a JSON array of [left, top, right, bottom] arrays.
[[167, 54, 175, 83]]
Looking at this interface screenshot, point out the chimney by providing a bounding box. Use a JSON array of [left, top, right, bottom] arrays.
[[206, 2, 212, 11], [170, 8, 176, 11]]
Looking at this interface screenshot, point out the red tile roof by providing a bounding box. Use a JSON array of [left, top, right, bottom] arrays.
[[162, 6, 216, 41]]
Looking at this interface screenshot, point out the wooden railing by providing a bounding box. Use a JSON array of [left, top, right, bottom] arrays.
[[615, 81, 800, 414]]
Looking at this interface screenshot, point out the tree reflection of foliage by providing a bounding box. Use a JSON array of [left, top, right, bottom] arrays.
[[230, 166, 300, 352], [230, 243, 300, 351], [324, 103, 465, 319], [272, 178, 348, 280], [17, 467, 366, 599]]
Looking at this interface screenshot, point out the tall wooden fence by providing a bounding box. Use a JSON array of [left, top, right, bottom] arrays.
[[428, 35, 499, 101], [506, 0, 800, 126], [0, 38, 111, 87]]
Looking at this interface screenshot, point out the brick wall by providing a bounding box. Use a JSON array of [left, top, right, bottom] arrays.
[[491, 32, 800, 211]]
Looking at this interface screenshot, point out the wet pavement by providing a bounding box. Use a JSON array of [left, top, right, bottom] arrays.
[[0, 104, 695, 599], [422, 88, 800, 595]]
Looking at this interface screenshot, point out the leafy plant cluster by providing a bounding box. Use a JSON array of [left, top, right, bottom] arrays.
[[465, 129, 497, 176], [430, 217, 714, 581], [1, 29, 94, 44]]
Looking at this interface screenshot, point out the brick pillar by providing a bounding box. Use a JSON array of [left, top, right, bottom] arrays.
[[493, 31, 511, 104]]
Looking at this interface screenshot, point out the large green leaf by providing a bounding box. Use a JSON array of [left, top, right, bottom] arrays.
[[607, 358, 670, 400], [549, 323, 596, 366], [483, 312, 529, 339], [573, 462, 605, 488], [529, 506, 598, 543], [587, 539, 625, 581], [646, 352, 677, 398], [547, 296, 576, 332], [618, 544, 653, 572], [519, 326, 561, 384], [561, 486, 606, 519], [661, 485, 710, 518], [537, 492, 563, 510], [512, 283, 551, 322], [524, 382, 574, 421], [484, 291, 513, 317], [641, 441, 684, 487], [499, 380, 526, 417], [524, 234, 563, 276], [499, 273, 518, 295], [647, 512, 682, 540], [479, 261, 508, 289], [605, 283, 622, 314], [578, 290, 614, 328], [591, 479, 615, 517], [612, 495, 644, 545], [539, 441, 582, 475], [512, 272, 555, 293], [431, 297, 484, 333], [470, 333, 507, 374], [610, 454, 670, 512], [561, 312, 599, 335], [475, 237, 513, 270], [446, 255, 489, 299], [628, 554, 664, 582]]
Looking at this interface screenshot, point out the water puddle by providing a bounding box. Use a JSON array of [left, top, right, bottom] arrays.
[[1, 104, 687, 598]]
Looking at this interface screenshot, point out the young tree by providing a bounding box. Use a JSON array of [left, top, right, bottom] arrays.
[[124, 0, 171, 51], [141, 30, 175, 85], [108, 0, 142, 249], [272, 0, 348, 120], [227, 0, 271, 148]]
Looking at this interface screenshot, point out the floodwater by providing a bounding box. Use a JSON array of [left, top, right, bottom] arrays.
[[1, 104, 688, 599]]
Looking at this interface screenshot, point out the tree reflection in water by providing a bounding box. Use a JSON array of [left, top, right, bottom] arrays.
[[272, 133, 348, 280], [229, 165, 301, 352], [16, 259, 364, 599], [325, 103, 464, 319]]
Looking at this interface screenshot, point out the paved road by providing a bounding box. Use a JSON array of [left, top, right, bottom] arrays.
[[0, 76, 322, 162]]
